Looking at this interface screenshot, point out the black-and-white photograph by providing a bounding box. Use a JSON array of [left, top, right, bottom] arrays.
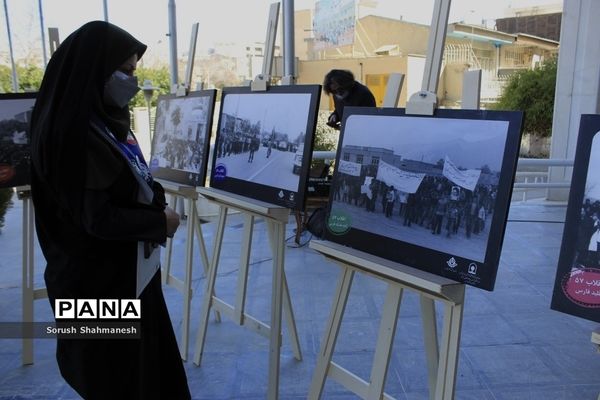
[[0, 93, 36, 189], [210, 85, 320, 209], [326, 107, 523, 291], [552, 115, 600, 322], [570, 135, 600, 270], [149, 90, 216, 186]]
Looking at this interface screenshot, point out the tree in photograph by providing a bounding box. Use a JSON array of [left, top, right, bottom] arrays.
[[492, 57, 557, 138]]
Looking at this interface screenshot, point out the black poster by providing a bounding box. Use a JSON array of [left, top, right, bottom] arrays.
[[551, 114, 600, 322], [0, 93, 36, 188], [209, 85, 321, 210], [324, 107, 523, 291], [149, 90, 217, 186]]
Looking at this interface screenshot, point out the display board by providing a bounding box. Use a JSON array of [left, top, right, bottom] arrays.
[[325, 107, 523, 291], [0, 93, 36, 188], [149, 90, 217, 186], [210, 85, 321, 210], [551, 114, 600, 322]]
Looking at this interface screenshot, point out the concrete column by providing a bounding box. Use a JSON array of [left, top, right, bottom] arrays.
[[548, 0, 600, 200]]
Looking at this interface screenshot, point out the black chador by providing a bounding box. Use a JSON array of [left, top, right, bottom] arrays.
[[30, 21, 190, 400]]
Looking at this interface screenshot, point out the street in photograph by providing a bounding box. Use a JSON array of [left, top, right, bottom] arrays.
[[214, 92, 312, 192]]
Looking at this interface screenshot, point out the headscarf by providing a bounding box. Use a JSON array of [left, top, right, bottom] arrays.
[[30, 21, 146, 218]]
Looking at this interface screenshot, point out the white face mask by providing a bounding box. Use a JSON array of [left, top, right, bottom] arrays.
[[334, 91, 349, 100], [103, 70, 140, 108]]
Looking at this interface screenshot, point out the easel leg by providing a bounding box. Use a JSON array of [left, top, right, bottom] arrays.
[[434, 293, 465, 400], [366, 283, 402, 400], [266, 220, 285, 400], [420, 296, 439, 400], [179, 196, 196, 361], [193, 201, 211, 277], [193, 205, 228, 366], [265, 218, 302, 361], [308, 267, 355, 400], [22, 197, 34, 365], [162, 193, 178, 285], [234, 215, 254, 324], [282, 274, 302, 360], [193, 200, 221, 323]]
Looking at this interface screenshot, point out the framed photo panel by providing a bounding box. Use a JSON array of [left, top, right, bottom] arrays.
[[324, 107, 523, 291], [209, 85, 321, 209], [149, 89, 217, 186], [551, 114, 600, 323], [0, 93, 36, 189]]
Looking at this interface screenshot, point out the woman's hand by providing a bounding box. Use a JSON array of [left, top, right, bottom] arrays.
[[164, 206, 180, 238]]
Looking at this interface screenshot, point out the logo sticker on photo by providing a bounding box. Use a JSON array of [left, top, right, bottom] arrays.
[[213, 164, 227, 181]]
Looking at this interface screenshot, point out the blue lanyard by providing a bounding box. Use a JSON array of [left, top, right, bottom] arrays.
[[92, 117, 153, 186]]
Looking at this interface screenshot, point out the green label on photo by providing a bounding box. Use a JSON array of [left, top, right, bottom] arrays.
[[327, 210, 352, 235]]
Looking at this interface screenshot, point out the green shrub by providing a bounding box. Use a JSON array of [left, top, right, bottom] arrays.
[[0, 188, 14, 233]]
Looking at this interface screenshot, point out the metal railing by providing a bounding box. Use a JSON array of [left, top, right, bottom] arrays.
[[513, 158, 573, 202]]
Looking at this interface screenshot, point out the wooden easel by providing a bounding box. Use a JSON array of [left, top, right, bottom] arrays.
[[158, 181, 213, 361], [308, 241, 465, 400], [156, 21, 219, 361], [17, 186, 48, 365], [192, 187, 302, 400], [309, 2, 471, 398], [595, 329, 600, 400], [193, 5, 300, 398]]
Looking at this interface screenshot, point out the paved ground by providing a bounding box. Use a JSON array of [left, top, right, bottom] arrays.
[[1, 193, 600, 399]]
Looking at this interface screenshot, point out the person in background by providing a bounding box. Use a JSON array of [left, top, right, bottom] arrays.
[[29, 21, 190, 399], [323, 69, 376, 130]]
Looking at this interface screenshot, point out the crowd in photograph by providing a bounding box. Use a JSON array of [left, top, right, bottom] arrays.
[[333, 173, 497, 239], [216, 132, 264, 162], [575, 198, 600, 267], [156, 136, 204, 171]]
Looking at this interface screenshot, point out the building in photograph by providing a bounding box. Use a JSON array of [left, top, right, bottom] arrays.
[[340, 144, 499, 186]]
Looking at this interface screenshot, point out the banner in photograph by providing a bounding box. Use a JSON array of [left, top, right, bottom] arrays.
[[376, 160, 425, 193], [442, 156, 481, 191], [314, 0, 356, 50], [338, 160, 362, 176]]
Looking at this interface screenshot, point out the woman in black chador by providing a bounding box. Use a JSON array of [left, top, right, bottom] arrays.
[[30, 21, 190, 399]]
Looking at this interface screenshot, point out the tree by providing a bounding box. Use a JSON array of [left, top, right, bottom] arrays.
[[0, 64, 44, 93], [130, 66, 172, 108], [0, 188, 13, 233], [17, 65, 44, 92], [313, 110, 338, 151], [492, 57, 557, 137], [0, 65, 13, 92]]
